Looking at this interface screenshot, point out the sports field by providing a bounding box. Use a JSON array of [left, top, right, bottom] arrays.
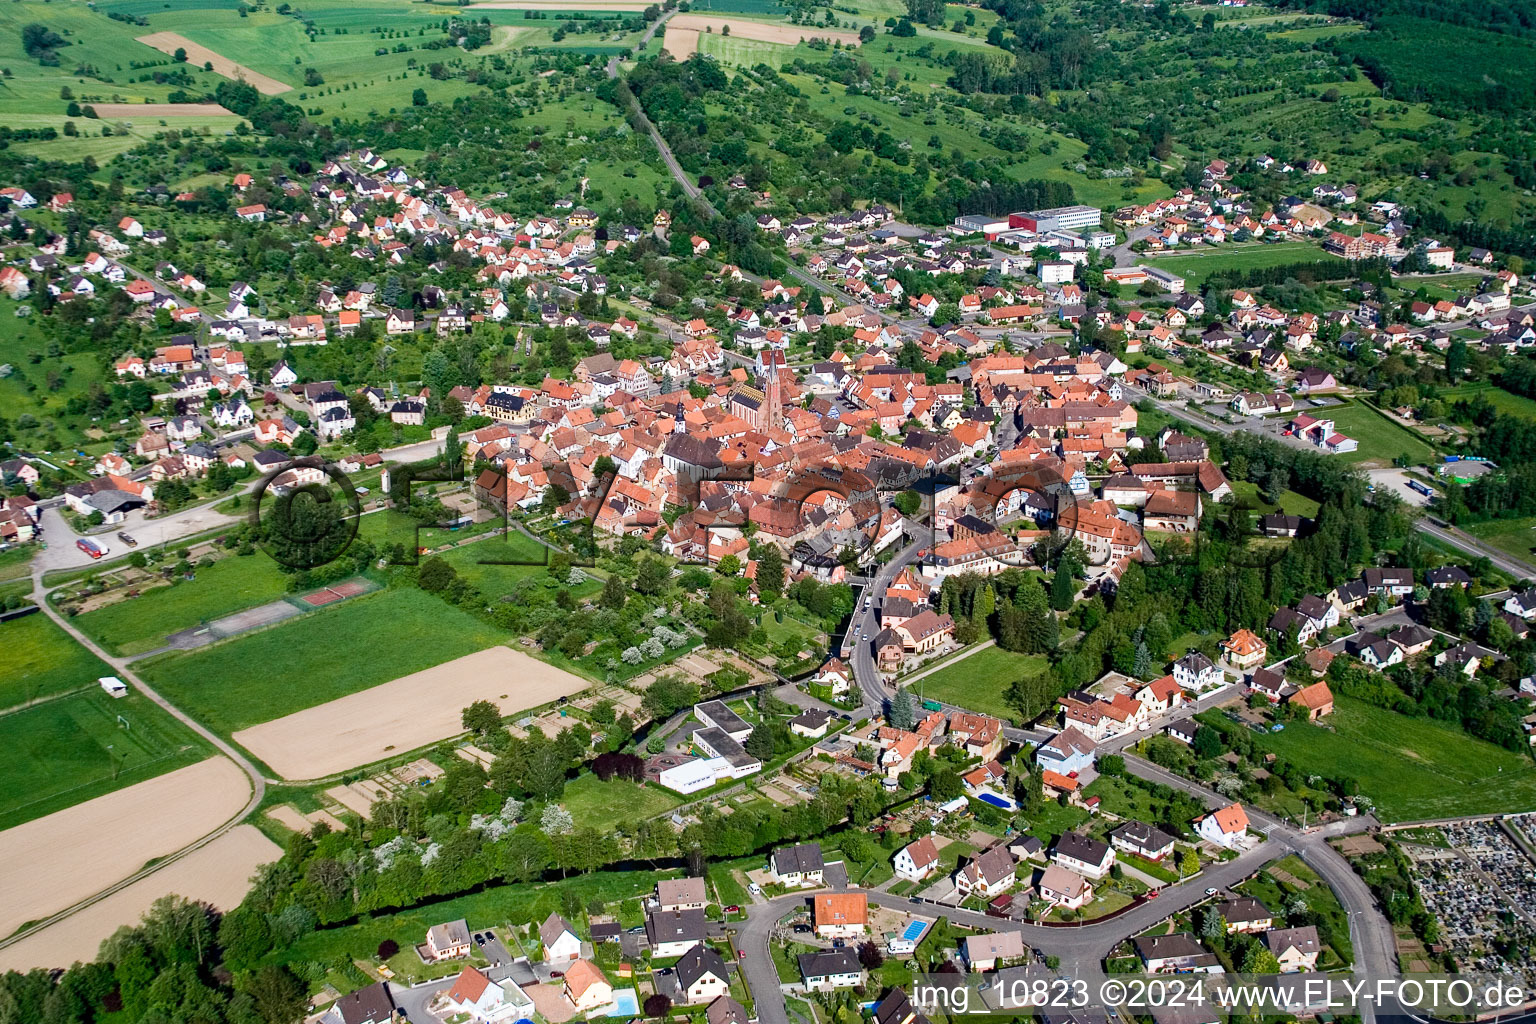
[[137, 587, 510, 736], [0, 757, 251, 941], [72, 553, 292, 657], [232, 646, 590, 779], [1140, 241, 1330, 288], [903, 645, 1047, 722], [1250, 697, 1536, 822], [0, 688, 214, 831], [0, 610, 117, 711], [0, 824, 278, 971]]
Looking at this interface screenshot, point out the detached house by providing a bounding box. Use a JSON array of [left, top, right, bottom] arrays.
[[953, 847, 1016, 900]]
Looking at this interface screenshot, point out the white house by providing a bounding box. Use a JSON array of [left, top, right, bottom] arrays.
[[539, 913, 582, 962], [1195, 804, 1250, 848], [441, 966, 533, 1022], [894, 836, 941, 882], [953, 847, 1016, 900]]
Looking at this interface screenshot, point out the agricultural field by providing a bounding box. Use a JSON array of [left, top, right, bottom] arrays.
[[0, 610, 117, 711], [71, 551, 293, 656], [136, 586, 509, 736], [904, 645, 1046, 721], [0, 686, 215, 831], [1248, 697, 1536, 822], [1140, 241, 1330, 289]]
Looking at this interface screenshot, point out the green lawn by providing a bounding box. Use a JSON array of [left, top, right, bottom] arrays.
[[137, 587, 508, 734], [0, 688, 213, 830], [1227, 480, 1322, 519], [1467, 516, 1536, 563], [1441, 384, 1536, 420], [1252, 697, 1536, 822], [0, 610, 118, 710], [908, 646, 1047, 721], [1321, 403, 1438, 466], [560, 772, 683, 829], [1139, 241, 1330, 289], [72, 553, 292, 656]]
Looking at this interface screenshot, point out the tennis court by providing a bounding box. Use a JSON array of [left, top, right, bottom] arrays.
[[298, 578, 375, 607]]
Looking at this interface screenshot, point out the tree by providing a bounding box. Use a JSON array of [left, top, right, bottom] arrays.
[[894, 489, 922, 517], [412, 87, 428, 106], [418, 555, 456, 592], [644, 994, 672, 1018], [635, 557, 669, 596], [1191, 725, 1223, 760], [889, 686, 916, 730], [599, 573, 628, 609], [461, 700, 503, 739], [929, 769, 963, 802], [1049, 568, 1075, 611], [857, 940, 885, 969], [745, 724, 775, 760], [173, 46, 188, 62], [717, 553, 741, 577], [1242, 946, 1281, 975], [242, 965, 308, 1024], [756, 544, 784, 597]]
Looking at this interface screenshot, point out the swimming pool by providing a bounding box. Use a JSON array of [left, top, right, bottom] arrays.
[[977, 792, 1014, 810], [608, 990, 640, 1017], [900, 919, 927, 942]]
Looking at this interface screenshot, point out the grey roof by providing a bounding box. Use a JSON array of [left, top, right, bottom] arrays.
[[646, 908, 707, 946], [539, 912, 576, 948], [330, 981, 396, 1024], [1218, 896, 1271, 923], [1111, 821, 1176, 855], [676, 944, 730, 990], [1135, 932, 1206, 962], [1054, 832, 1111, 867], [770, 843, 824, 876], [1263, 924, 1320, 956], [797, 948, 863, 980]]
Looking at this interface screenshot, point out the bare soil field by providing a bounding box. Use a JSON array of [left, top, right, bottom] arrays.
[[135, 33, 293, 95], [266, 804, 347, 834], [0, 825, 279, 971], [232, 646, 590, 780], [0, 757, 250, 940], [663, 14, 861, 56], [89, 103, 237, 118]]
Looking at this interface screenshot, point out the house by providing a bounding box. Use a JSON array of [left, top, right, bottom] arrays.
[[797, 948, 866, 990], [646, 908, 707, 958], [1363, 567, 1414, 600], [1435, 641, 1502, 678], [1349, 632, 1402, 669], [1166, 718, 1198, 745], [1053, 833, 1114, 879], [1218, 896, 1273, 934], [1195, 803, 1250, 848], [1263, 926, 1321, 973], [1136, 933, 1221, 973], [424, 919, 471, 961], [813, 893, 868, 938], [769, 843, 825, 886], [1260, 514, 1304, 538], [675, 945, 732, 1005], [323, 983, 396, 1024], [707, 996, 751, 1024], [540, 912, 582, 961], [961, 931, 1027, 972], [1220, 629, 1268, 670], [562, 960, 612, 1013], [1007, 835, 1045, 863], [1036, 864, 1092, 909], [1172, 652, 1222, 691], [657, 877, 708, 913], [894, 836, 941, 882], [1110, 821, 1176, 862], [441, 965, 532, 1022], [1425, 565, 1473, 590], [1036, 727, 1096, 774], [953, 847, 1017, 900]]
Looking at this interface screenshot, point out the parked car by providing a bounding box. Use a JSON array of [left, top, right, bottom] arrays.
[[117, 531, 137, 547]]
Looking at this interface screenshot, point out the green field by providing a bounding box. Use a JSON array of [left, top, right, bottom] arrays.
[[0, 610, 118, 711], [1250, 697, 1536, 822], [137, 587, 508, 734], [1140, 241, 1330, 289], [73, 553, 293, 657], [0, 688, 212, 830], [560, 772, 682, 829], [1467, 516, 1536, 563], [906, 645, 1047, 721], [1227, 480, 1322, 519], [1321, 403, 1438, 466], [1441, 384, 1536, 420]]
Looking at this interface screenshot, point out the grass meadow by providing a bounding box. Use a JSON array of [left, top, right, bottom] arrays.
[[0, 610, 117, 710], [0, 687, 213, 830], [1321, 403, 1438, 465], [905, 645, 1047, 721], [136, 586, 508, 734], [1249, 697, 1536, 822], [72, 552, 293, 657], [1140, 241, 1330, 288]]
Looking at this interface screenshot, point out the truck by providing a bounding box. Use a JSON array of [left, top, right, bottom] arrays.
[[77, 538, 107, 559], [1408, 481, 1434, 498], [921, 699, 943, 712]]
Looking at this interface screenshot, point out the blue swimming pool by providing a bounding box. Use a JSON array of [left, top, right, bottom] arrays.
[[609, 989, 640, 1017], [900, 920, 927, 942], [977, 792, 1013, 810]]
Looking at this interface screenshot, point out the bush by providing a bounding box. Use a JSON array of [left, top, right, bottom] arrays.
[[377, 939, 399, 960], [644, 994, 672, 1018]]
